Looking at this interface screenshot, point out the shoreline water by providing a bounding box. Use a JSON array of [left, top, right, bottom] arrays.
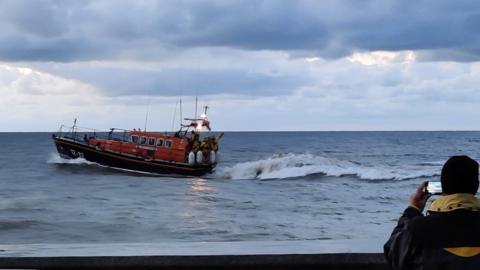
[[0, 239, 384, 257]]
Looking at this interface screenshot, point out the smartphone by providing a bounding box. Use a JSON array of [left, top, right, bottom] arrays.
[[427, 181, 442, 195]]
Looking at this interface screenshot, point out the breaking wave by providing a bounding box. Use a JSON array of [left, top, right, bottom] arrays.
[[47, 153, 95, 165], [216, 153, 440, 181]]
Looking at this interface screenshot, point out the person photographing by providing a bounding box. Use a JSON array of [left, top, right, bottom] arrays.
[[384, 155, 480, 270]]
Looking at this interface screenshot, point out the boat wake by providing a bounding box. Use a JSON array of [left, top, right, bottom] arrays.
[[47, 152, 441, 181], [47, 153, 194, 177], [47, 153, 95, 165], [216, 153, 441, 181]]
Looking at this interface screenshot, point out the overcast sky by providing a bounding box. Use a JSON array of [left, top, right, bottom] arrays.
[[1, 0, 480, 131]]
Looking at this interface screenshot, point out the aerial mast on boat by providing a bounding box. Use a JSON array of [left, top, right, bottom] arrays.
[[194, 96, 199, 121]]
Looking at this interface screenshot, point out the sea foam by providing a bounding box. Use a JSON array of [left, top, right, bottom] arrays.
[[47, 153, 95, 165], [216, 153, 440, 181]]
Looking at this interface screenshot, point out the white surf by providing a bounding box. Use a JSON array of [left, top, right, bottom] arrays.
[[216, 153, 440, 181], [47, 153, 95, 165]]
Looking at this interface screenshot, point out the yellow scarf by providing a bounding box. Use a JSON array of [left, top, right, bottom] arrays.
[[428, 193, 480, 212]]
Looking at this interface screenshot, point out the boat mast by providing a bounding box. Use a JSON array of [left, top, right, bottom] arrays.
[[73, 118, 77, 138], [144, 94, 151, 132], [195, 96, 198, 118], [179, 97, 183, 128], [171, 97, 179, 131]]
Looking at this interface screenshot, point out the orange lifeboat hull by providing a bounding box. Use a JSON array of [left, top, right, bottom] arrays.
[[52, 135, 215, 176]]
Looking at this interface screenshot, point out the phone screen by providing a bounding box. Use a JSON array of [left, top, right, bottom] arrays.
[[427, 181, 442, 195]]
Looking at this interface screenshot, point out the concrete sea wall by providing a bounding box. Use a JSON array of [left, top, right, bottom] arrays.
[[0, 240, 388, 269], [0, 253, 388, 269]]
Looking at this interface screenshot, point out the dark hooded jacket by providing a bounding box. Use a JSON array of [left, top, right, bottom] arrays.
[[384, 194, 480, 270]]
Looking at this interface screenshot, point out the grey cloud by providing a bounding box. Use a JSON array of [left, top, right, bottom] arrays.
[[35, 64, 308, 96], [0, 34, 108, 62], [416, 49, 480, 62], [174, 1, 329, 50], [0, 0, 479, 62], [0, 0, 80, 37]]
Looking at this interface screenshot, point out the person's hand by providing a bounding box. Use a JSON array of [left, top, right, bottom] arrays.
[[409, 181, 430, 212]]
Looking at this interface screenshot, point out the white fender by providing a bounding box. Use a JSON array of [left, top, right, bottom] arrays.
[[196, 151, 203, 164], [210, 151, 216, 163], [188, 151, 195, 165]]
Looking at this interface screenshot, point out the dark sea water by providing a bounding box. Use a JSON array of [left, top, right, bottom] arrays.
[[1, 132, 479, 249]]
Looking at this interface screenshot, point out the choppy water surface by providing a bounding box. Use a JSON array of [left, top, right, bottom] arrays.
[[1, 132, 479, 246]]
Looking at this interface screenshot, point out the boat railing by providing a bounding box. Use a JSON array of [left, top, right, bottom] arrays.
[[55, 124, 203, 145], [56, 125, 131, 143]]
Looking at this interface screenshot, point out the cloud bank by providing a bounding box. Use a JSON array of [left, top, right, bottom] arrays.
[[1, 0, 480, 131], [0, 0, 479, 62]]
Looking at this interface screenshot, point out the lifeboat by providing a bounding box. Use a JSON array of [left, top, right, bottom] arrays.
[[52, 108, 223, 176]]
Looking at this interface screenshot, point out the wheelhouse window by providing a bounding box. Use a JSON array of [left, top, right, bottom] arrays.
[[148, 137, 156, 146], [165, 140, 173, 148], [156, 139, 164, 147], [140, 136, 147, 144], [131, 135, 139, 143]]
